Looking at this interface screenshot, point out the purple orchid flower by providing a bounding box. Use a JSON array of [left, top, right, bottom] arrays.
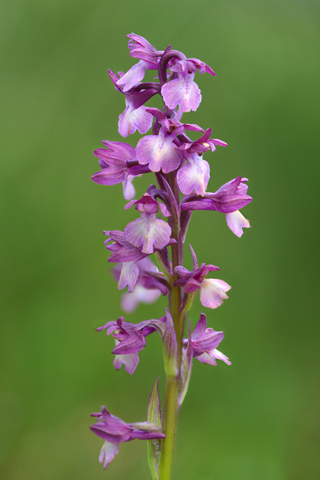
[[108, 69, 159, 137], [104, 230, 148, 263], [92, 140, 149, 200], [91, 406, 165, 469], [115, 33, 164, 93], [104, 228, 176, 264], [184, 313, 231, 366], [136, 126, 183, 173], [97, 316, 166, 374], [174, 245, 231, 309], [161, 56, 215, 112], [177, 152, 210, 196], [124, 194, 172, 254], [177, 127, 228, 154], [181, 176, 252, 236]]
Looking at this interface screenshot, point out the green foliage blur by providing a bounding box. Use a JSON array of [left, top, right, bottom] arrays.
[[1, 0, 319, 479]]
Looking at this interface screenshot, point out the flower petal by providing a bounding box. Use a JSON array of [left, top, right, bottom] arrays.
[[113, 352, 139, 375], [118, 262, 139, 292], [199, 279, 231, 309], [136, 132, 182, 173], [161, 72, 201, 112], [99, 441, 119, 469], [119, 104, 153, 137], [124, 215, 171, 254], [226, 210, 250, 237], [177, 155, 210, 196]]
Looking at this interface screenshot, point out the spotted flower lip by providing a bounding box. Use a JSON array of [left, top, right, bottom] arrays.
[[91, 406, 165, 469], [177, 152, 210, 196], [123, 193, 172, 254], [136, 127, 183, 173], [160, 56, 215, 112], [161, 68, 201, 112]]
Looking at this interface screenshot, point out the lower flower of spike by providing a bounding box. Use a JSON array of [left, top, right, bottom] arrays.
[[124, 194, 172, 254], [97, 316, 166, 374], [184, 313, 231, 366], [174, 245, 231, 309], [91, 406, 165, 469]]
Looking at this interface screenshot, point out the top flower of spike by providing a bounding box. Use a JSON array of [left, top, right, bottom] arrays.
[[111, 33, 216, 133]]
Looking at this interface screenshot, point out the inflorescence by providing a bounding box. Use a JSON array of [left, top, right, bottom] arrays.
[[90, 33, 252, 478]]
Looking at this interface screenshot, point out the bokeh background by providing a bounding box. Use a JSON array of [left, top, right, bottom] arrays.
[[1, 0, 320, 479]]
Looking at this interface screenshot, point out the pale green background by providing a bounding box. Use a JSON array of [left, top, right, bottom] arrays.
[[1, 0, 320, 479]]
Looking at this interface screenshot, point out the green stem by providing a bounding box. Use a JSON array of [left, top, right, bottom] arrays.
[[159, 174, 185, 480]]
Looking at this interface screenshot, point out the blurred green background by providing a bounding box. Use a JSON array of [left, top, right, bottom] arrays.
[[1, 0, 320, 479]]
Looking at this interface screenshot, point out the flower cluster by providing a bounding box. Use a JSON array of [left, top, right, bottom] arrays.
[[90, 33, 252, 476]]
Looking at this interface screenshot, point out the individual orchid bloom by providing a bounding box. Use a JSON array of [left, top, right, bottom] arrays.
[[136, 126, 183, 173], [184, 314, 231, 366], [91, 406, 165, 469], [174, 245, 231, 309], [112, 341, 140, 375], [118, 90, 157, 137], [181, 176, 252, 213], [181, 176, 252, 237], [161, 57, 214, 112], [97, 316, 166, 374], [108, 70, 158, 137], [92, 140, 149, 200], [177, 152, 210, 196], [162, 65, 201, 112], [177, 127, 228, 154], [104, 228, 175, 263], [124, 194, 172, 254], [104, 230, 148, 263], [181, 176, 252, 235]]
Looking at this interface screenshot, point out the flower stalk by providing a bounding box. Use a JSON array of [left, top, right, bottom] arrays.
[[89, 33, 252, 478]]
